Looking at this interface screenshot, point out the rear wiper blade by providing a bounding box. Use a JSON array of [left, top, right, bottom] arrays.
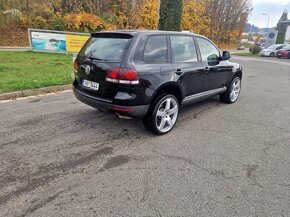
[[87, 56, 107, 62]]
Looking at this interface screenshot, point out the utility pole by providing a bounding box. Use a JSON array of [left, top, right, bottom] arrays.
[[262, 13, 270, 32]]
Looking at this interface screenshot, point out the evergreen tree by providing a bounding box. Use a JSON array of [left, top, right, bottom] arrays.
[[158, 0, 183, 31], [276, 9, 288, 44]]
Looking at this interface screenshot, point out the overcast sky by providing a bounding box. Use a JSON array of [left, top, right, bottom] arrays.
[[248, 0, 290, 28]]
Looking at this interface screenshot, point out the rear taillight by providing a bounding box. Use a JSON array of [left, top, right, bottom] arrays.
[[106, 68, 139, 85], [74, 60, 79, 72]]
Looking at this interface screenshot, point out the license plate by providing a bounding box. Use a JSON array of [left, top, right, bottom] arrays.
[[82, 79, 99, 91]]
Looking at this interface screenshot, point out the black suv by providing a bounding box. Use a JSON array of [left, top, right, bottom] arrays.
[[73, 30, 242, 135]]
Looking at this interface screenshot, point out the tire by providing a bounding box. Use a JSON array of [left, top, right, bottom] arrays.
[[220, 76, 241, 104], [270, 52, 274, 57], [143, 94, 179, 135], [288, 53, 290, 59]]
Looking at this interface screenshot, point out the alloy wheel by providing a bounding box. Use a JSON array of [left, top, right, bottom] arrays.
[[230, 78, 241, 102], [155, 97, 179, 133]]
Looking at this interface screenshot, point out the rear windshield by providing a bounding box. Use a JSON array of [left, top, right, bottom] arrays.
[[79, 36, 131, 62]]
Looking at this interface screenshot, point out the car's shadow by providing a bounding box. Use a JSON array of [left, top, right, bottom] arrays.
[[179, 96, 222, 118], [71, 96, 223, 137]]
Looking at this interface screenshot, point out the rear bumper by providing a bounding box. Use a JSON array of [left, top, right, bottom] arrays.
[[73, 86, 149, 118]]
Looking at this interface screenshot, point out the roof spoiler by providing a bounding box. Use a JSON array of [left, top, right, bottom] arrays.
[[91, 32, 134, 39]]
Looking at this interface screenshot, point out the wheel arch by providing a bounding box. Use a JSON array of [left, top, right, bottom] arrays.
[[234, 70, 243, 80], [151, 82, 183, 105], [227, 68, 243, 88]]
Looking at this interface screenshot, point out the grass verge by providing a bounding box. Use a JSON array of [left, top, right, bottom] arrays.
[[0, 51, 73, 94], [217, 43, 238, 50], [233, 52, 260, 57]]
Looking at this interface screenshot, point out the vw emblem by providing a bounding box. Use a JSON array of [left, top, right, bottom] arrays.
[[85, 65, 91, 75]]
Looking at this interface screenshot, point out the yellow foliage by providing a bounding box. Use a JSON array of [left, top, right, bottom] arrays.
[[182, 0, 211, 37], [18, 15, 29, 28], [117, 12, 128, 29], [105, 24, 118, 31], [230, 29, 240, 39], [115, 0, 128, 29], [64, 14, 80, 30], [131, 0, 158, 30], [64, 13, 105, 32], [5, 0, 249, 44]]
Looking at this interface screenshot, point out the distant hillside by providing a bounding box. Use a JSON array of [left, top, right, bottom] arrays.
[[244, 23, 259, 33], [244, 23, 275, 34]]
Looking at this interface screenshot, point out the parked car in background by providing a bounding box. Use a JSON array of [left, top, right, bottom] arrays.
[[277, 45, 290, 59], [73, 30, 243, 135], [237, 46, 245, 50], [260, 44, 284, 57]]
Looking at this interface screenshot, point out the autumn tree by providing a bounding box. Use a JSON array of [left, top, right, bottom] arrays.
[[132, 0, 158, 29], [50, 0, 94, 15], [182, 0, 210, 36], [64, 13, 105, 32], [0, 0, 252, 45], [96, 0, 145, 29], [114, 0, 128, 29], [159, 0, 183, 31], [276, 9, 288, 44], [206, 0, 252, 43]]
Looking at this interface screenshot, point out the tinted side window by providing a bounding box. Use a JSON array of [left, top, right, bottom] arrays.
[[196, 37, 220, 61], [170, 36, 198, 62], [144, 35, 168, 63]]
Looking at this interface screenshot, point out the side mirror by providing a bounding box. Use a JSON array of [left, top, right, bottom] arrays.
[[222, 51, 231, 60], [207, 54, 220, 66]]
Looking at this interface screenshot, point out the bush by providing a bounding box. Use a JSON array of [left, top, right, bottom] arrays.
[[18, 15, 29, 28], [249, 45, 262, 54], [32, 16, 48, 29], [50, 15, 66, 31], [64, 13, 105, 32]]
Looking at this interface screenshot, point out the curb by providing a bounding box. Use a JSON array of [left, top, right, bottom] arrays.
[[0, 47, 31, 52], [0, 85, 72, 100]]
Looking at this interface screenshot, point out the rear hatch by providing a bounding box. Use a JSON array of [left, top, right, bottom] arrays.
[[74, 33, 134, 99]]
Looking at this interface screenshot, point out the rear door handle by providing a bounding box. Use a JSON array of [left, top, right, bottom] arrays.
[[175, 69, 184, 75], [204, 67, 210, 73]]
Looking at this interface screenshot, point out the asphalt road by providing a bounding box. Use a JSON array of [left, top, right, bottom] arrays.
[[1, 56, 290, 217]]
